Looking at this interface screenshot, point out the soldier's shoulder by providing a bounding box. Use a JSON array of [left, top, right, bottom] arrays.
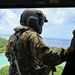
[[21, 30, 42, 40]]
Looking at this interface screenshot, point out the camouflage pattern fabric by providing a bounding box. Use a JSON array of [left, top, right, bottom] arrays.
[[5, 29, 70, 68]]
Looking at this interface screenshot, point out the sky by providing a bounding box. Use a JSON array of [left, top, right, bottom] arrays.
[[0, 8, 75, 40]]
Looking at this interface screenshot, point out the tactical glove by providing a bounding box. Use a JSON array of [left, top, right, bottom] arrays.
[[70, 30, 75, 52], [62, 30, 75, 61]]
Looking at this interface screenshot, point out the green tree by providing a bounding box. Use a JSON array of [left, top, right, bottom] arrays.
[[0, 37, 7, 54], [0, 65, 9, 75]]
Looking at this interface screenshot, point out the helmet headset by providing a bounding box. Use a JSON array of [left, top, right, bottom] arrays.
[[20, 10, 48, 34]]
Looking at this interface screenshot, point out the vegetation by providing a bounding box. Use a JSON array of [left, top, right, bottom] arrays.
[[0, 65, 64, 75], [50, 47, 61, 51], [0, 37, 7, 54], [50, 66, 64, 75], [0, 65, 9, 75]]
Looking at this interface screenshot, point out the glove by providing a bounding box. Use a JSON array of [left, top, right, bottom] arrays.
[[69, 30, 75, 52], [63, 30, 75, 61]]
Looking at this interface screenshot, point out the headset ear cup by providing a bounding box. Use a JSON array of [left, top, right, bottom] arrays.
[[27, 16, 42, 34], [27, 16, 39, 27]]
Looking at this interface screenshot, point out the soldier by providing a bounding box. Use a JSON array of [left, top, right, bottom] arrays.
[[5, 9, 72, 75]]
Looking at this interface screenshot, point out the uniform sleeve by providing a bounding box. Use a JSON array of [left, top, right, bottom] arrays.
[[21, 30, 70, 66], [42, 47, 70, 66]]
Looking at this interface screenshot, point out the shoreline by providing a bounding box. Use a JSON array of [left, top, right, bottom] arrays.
[[0, 53, 5, 56], [0, 65, 9, 69]]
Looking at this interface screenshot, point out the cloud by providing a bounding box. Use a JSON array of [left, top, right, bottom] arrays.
[[40, 8, 75, 39], [0, 9, 20, 34], [0, 8, 75, 40], [40, 8, 75, 27], [0, 9, 19, 26], [33, 8, 66, 27], [58, 8, 75, 25]]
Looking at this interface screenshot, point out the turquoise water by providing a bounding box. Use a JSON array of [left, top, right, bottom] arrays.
[[0, 55, 9, 68], [59, 62, 66, 66]]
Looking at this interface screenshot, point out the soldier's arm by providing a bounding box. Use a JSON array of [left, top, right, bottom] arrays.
[[21, 30, 70, 66], [42, 47, 70, 66], [33, 34, 70, 66]]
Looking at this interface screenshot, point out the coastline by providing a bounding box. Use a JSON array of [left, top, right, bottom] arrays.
[[0, 53, 5, 56], [0, 54, 9, 69]]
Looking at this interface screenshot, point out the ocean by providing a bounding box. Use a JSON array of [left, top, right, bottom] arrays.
[[0, 37, 71, 68], [0, 55, 9, 68], [43, 38, 71, 48]]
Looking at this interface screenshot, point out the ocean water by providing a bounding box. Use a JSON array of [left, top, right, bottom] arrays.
[[0, 55, 9, 68], [0, 38, 71, 68], [43, 38, 71, 48]]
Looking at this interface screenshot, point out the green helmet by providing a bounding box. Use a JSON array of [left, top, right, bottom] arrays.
[[20, 9, 48, 34]]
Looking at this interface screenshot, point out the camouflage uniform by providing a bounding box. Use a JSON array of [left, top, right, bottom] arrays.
[[5, 29, 70, 67]]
